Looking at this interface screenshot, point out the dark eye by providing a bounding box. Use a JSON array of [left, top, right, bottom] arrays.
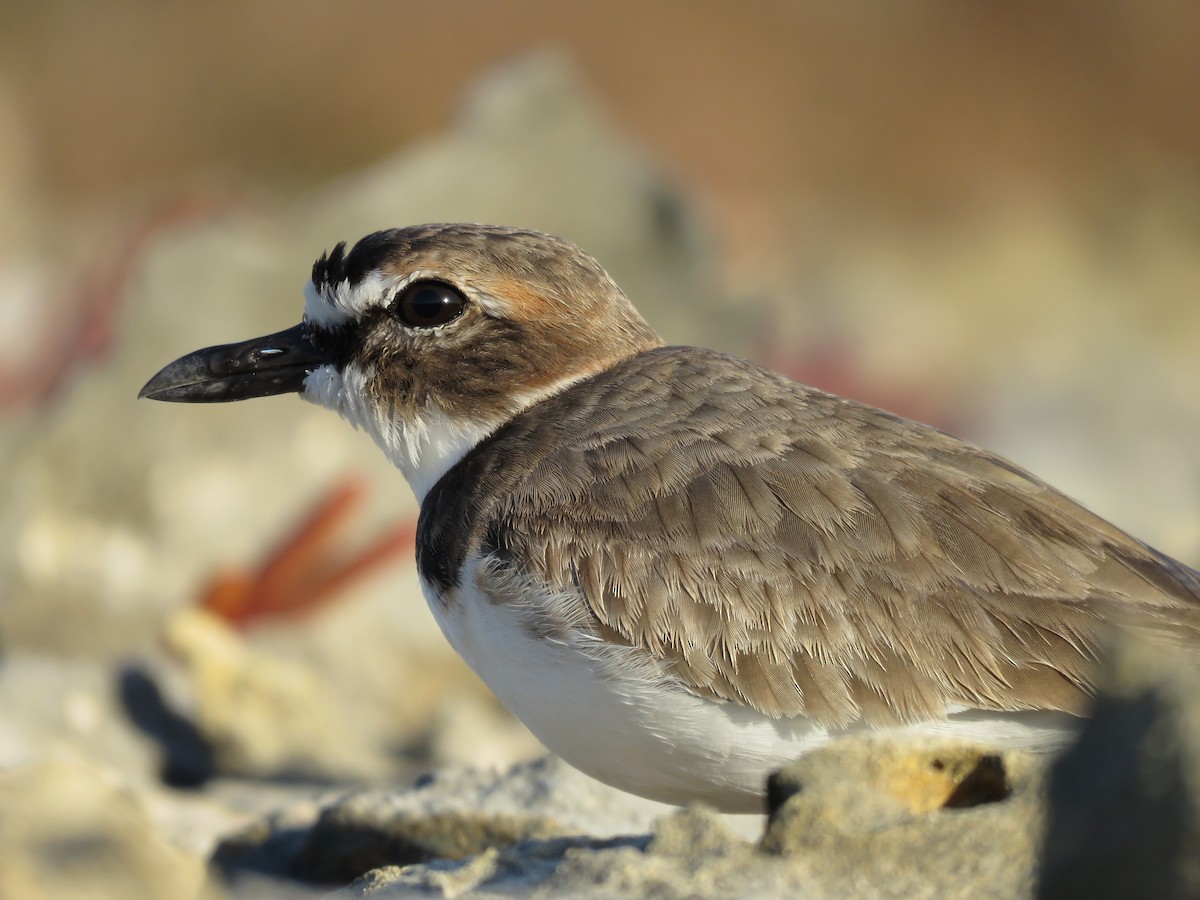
[[393, 281, 467, 328]]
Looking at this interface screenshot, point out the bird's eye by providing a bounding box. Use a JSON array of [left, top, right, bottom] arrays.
[[392, 281, 468, 328]]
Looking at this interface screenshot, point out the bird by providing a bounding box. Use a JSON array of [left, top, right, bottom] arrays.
[[140, 223, 1200, 812]]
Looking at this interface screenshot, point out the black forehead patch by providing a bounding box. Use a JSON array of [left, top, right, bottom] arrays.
[[310, 231, 402, 293]]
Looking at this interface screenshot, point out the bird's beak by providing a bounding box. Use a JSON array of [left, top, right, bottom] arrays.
[[138, 323, 330, 403]]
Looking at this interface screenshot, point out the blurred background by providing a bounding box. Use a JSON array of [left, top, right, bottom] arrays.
[[1, 1, 1199, 895]]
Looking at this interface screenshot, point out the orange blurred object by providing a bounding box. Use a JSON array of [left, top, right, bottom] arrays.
[[199, 475, 415, 628]]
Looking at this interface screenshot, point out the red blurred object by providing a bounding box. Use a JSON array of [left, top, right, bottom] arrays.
[[752, 317, 971, 436], [200, 475, 415, 628]]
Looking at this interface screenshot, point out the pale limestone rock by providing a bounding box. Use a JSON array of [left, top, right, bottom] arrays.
[[0, 760, 217, 900]]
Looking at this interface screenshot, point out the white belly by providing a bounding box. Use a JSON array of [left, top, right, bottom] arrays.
[[421, 559, 1077, 813]]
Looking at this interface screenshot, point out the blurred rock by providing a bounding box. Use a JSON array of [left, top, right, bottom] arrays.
[[0, 760, 216, 900], [760, 736, 1042, 897], [1038, 634, 1200, 898], [162, 608, 392, 782], [0, 651, 159, 778], [208, 798, 324, 888], [328, 738, 1043, 899], [293, 808, 564, 884], [305, 744, 1035, 897], [119, 603, 540, 788], [117, 662, 216, 788], [214, 755, 680, 886]]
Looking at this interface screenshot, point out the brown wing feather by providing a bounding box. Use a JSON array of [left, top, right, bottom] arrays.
[[477, 347, 1200, 727]]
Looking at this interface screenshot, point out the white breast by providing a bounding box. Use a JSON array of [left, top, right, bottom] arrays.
[[421, 555, 1079, 812]]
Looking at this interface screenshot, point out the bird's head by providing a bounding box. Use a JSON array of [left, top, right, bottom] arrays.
[[140, 223, 664, 499]]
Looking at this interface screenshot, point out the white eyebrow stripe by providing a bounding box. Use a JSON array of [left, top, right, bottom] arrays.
[[303, 270, 450, 329], [303, 278, 346, 328]]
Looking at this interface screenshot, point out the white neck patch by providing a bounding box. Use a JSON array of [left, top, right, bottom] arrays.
[[303, 363, 598, 505], [302, 362, 494, 503]]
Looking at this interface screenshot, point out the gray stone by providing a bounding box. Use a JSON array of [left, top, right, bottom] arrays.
[[293, 809, 564, 885], [1038, 634, 1200, 898], [761, 736, 1044, 898], [329, 738, 1045, 899], [214, 755, 681, 886], [0, 760, 215, 900]]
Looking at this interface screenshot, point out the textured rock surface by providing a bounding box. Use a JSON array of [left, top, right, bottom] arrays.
[[316, 738, 1042, 899], [213, 756, 686, 887], [1039, 634, 1200, 898], [761, 737, 1043, 898]]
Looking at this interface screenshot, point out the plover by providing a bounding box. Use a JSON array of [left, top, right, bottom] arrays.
[[141, 223, 1200, 812]]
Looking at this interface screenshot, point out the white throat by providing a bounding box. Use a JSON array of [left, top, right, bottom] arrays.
[[301, 363, 494, 502], [302, 364, 594, 504]]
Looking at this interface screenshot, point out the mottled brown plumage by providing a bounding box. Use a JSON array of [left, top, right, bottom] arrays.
[[421, 344, 1200, 728]]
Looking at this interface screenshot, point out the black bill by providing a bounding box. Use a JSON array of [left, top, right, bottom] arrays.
[[138, 323, 330, 402]]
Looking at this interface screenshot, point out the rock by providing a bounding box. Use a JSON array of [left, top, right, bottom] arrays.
[[540, 807, 758, 899], [208, 799, 324, 885], [313, 739, 1045, 898], [292, 808, 564, 885], [759, 736, 1043, 897], [0, 760, 216, 900], [346, 834, 652, 900], [214, 755, 681, 886], [161, 607, 393, 782], [761, 736, 1026, 849], [1038, 634, 1200, 898]]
